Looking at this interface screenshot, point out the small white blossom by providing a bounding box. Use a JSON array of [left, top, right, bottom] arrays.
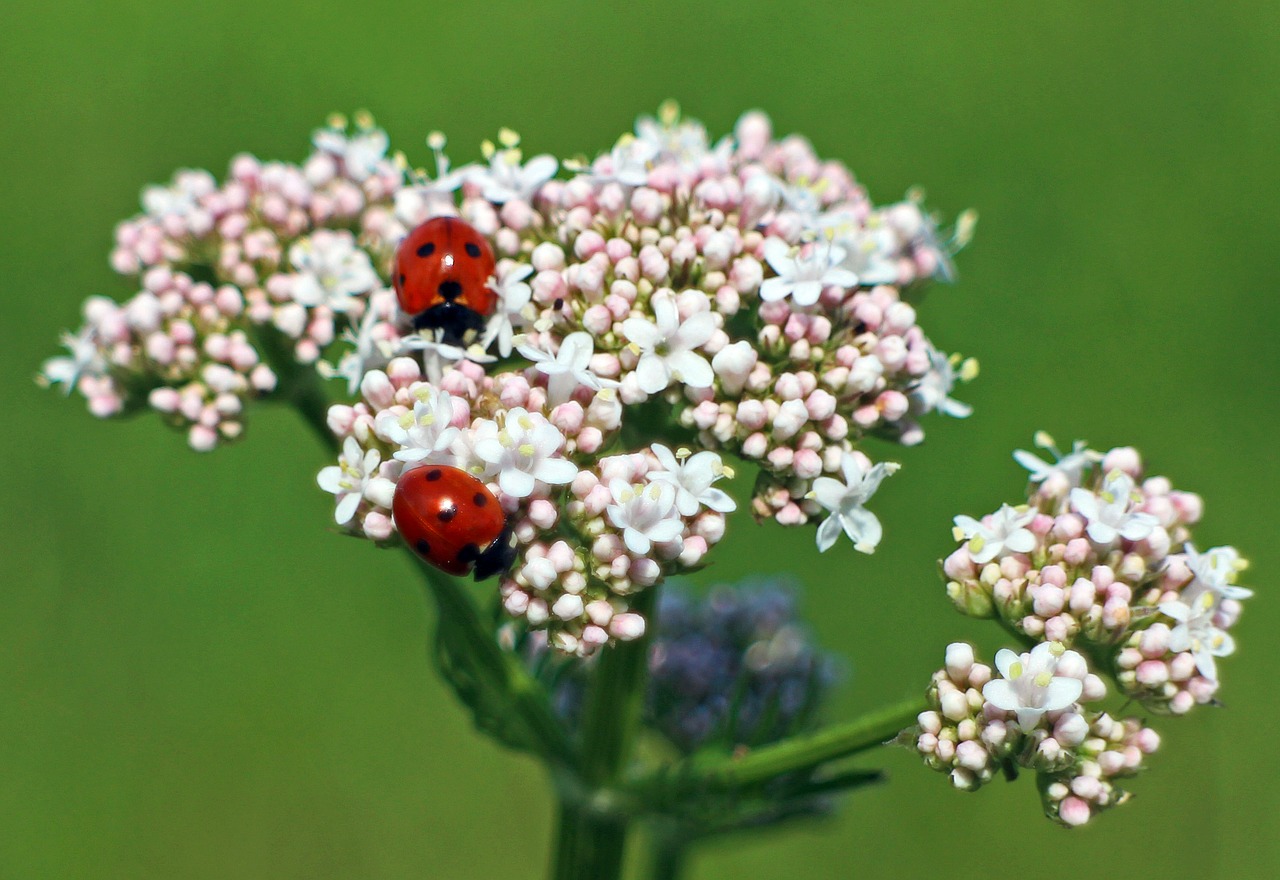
[[589, 134, 658, 187], [834, 214, 901, 286], [952, 504, 1037, 564], [482, 263, 534, 357], [316, 436, 394, 525], [468, 132, 557, 204], [648, 444, 736, 517], [983, 643, 1086, 732], [913, 344, 974, 418], [1013, 432, 1102, 485], [606, 480, 684, 555], [288, 231, 379, 313], [473, 407, 578, 498], [394, 132, 472, 223], [323, 293, 396, 394], [810, 455, 899, 553], [1070, 470, 1159, 544], [518, 331, 619, 405], [39, 326, 104, 395], [759, 237, 859, 307], [398, 333, 496, 384], [1184, 544, 1253, 601], [634, 102, 711, 169], [378, 386, 460, 466], [141, 169, 215, 219], [621, 294, 715, 394], [1159, 590, 1235, 681], [313, 124, 389, 182]]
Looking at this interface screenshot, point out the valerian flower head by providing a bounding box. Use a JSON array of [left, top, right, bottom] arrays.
[[620, 293, 715, 394]]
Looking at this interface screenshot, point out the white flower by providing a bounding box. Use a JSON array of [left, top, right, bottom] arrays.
[[394, 132, 473, 224], [1013, 432, 1102, 485], [288, 231, 379, 313], [589, 134, 657, 187], [323, 293, 395, 394], [316, 436, 394, 525], [983, 643, 1085, 732], [40, 326, 104, 395], [1070, 470, 1159, 544], [518, 331, 619, 405], [912, 344, 974, 419], [810, 455, 899, 553], [141, 169, 215, 218], [468, 133, 557, 203], [1160, 590, 1235, 681], [398, 332, 497, 384], [473, 407, 578, 498], [620, 294, 715, 394], [634, 102, 711, 169], [648, 445, 737, 517], [452, 417, 500, 479], [606, 480, 684, 555], [952, 504, 1037, 564], [313, 124, 389, 182], [759, 237, 859, 306], [1183, 544, 1253, 602], [482, 262, 534, 357], [377, 386, 460, 466], [836, 221, 902, 287]]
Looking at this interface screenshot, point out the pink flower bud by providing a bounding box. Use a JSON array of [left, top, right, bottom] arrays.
[[741, 432, 768, 459], [1102, 446, 1142, 478], [609, 613, 646, 641]]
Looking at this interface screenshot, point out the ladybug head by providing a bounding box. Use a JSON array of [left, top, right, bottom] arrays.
[[410, 299, 488, 345]]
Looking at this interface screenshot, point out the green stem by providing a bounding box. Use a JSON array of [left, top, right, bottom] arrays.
[[650, 834, 688, 880], [413, 558, 577, 768], [552, 588, 658, 880], [627, 697, 923, 808]]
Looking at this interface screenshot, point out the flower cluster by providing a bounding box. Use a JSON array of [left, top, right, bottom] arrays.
[[42, 104, 973, 646], [320, 354, 732, 654], [945, 435, 1251, 713], [910, 642, 1159, 827], [909, 435, 1253, 826]]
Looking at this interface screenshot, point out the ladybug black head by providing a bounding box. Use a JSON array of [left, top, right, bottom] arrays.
[[411, 300, 487, 345], [472, 524, 518, 581]]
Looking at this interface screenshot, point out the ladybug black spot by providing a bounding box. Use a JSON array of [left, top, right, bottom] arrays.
[[472, 492, 487, 507], [417, 242, 436, 257], [416, 538, 431, 556], [464, 242, 481, 258], [398, 273, 406, 286], [437, 505, 458, 523], [457, 542, 481, 563], [426, 469, 443, 481], [553, 298, 564, 310]]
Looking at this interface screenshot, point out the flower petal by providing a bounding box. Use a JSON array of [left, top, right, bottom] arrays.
[[815, 513, 842, 552]]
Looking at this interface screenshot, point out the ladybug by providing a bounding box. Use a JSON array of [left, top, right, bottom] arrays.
[[393, 465, 517, 581], [393, 217, 497, 344]]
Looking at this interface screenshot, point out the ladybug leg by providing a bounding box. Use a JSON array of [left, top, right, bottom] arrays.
[[472, 524, 518, 581]]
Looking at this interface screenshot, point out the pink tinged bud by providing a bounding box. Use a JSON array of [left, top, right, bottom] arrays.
[[524, 499, 557, 531], [1169, 491, 1203, 524], [882, 301, 917, 333], [940, 690, 969, 722], [610, 613, 646, 641], [1043, 615, 1071, 643], [1032, 585, 1067, 617], [575, 427, 603, 454], [1054, 713, 1090, 748], [1058, 797, 1092, 827], [1102, 446, 1142, 478], [531, 270, 568, 305], [1135, 727, 1160, 754], [1061, 538, 1091, 566], [1068, 578, 1096, 614], [1168, 652, 1196, 681], [766, 447, 794, 472], [679, 536, 708, 566], [792, 448, 822, 480], [638, 245, 669, 281], [1081, 674, 1107, 702], [945, 643, 975, 682], [1101, 597, 1130, 629], [503, 589, 530, 616], [772, 502, 802, 526], [1135, 660, 1169, 687], [771, 399, 809, 441], [955, 741, 989, 773], [691, 400, 719, 430], [592, 534, 624, 563], [363, 511, 394, 541], [1187, 676, 1218, 703], [935, 739, 957, 764], [1052, 514, 1086, 543], [942, 549, 976, 581], [552, 594, 584, 621], [583, 484, 613, 517], [741, 432, 768, 459], [629, 557, 661, 586], [804, 389, 836, 422], [188, 424, 218, 452], [734, 399, 768, 430], [148, 387, 180, 413], [1139, 624, 1171, 658], [360, 370, 395, 410]]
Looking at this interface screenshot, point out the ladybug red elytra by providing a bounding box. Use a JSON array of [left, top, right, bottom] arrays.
[[393, 465, 516, 580], [393, 217, 497, 345]]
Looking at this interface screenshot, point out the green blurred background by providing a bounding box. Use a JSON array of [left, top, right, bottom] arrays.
[[3, 2, 1277, 877]]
